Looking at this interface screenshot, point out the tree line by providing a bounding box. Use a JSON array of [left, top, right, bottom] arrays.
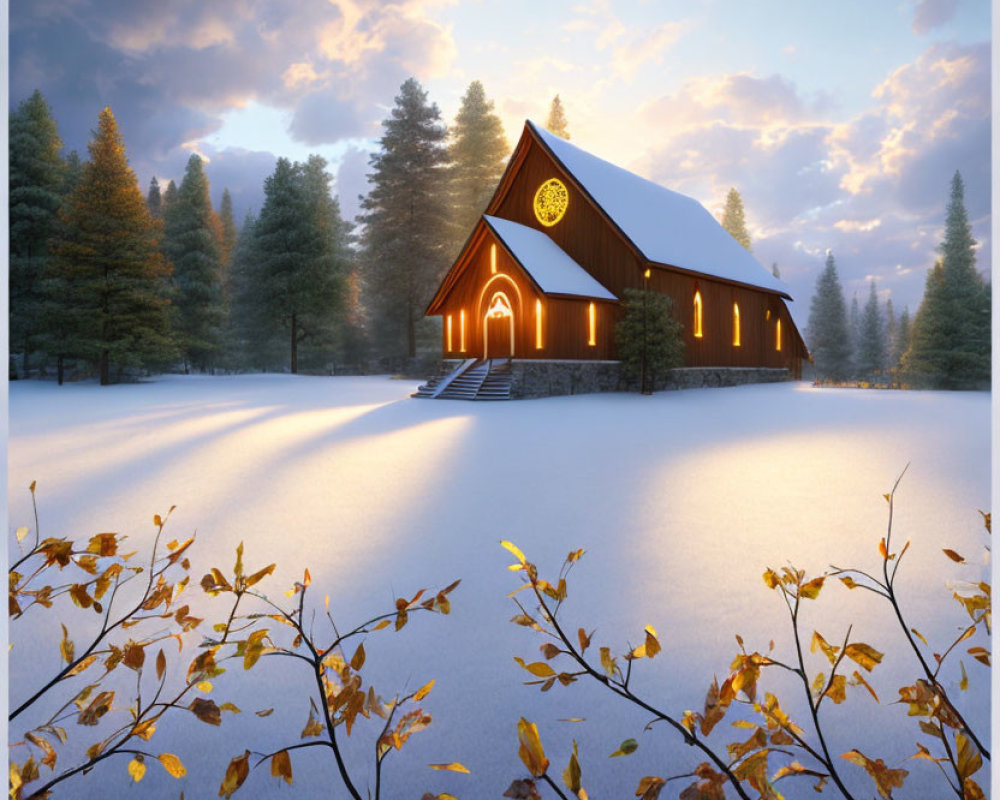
[[806, 172, 990, 389], [9, 84, 577, 383]]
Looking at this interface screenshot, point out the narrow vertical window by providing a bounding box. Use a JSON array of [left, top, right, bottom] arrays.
[[490, 243, 497, 274], [693, 290, 703, 338], [776, 318, 782, 351], [446, 314, 453, 351], [460, 310, 466, 352], [588, 302, 597, 346], [535, 299, 543, 349], [732, 303, 741, 347]]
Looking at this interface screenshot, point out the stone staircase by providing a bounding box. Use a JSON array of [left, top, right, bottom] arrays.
[[413, 359, 513, 400]]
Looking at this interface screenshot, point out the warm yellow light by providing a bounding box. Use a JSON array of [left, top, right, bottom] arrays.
[[446, 314, 453, 351], [776, 318, 782, 351], [533, 178, 569, 227], [535, 299, 543, 349], [644, 268, 651, 279], [732, 303, 741, 347], [588, 302, 596, 346], [460, 310, 466, 352], [488, 293, 512, 319], [693, 291, 703, 338], [765, 309, 771, 321], [490, 243, 497, 274]]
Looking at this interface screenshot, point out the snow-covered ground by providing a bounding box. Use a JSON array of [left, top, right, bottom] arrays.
[[7, 375, 991, 799]]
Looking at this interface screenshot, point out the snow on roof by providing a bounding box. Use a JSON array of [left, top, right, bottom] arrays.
[[484, 215, 617, 301], [528, 120, 791, 297]]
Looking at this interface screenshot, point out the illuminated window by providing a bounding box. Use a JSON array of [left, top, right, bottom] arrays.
[[535, 299, 543, 349], [776, 318, 782, 351], [588, 303, 597, 346], [643, 268, 651, 279], [693, 290, 703, 338], [460, 310, 466, 352], [732, 303, 741, 347], [533, 178, 569, 227], [446, 314, 453, 351], [490, 243, 497, 274], [765, 309, 771, 321]]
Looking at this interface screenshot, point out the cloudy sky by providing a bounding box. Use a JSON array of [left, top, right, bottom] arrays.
[[9, 0, 991, 320]]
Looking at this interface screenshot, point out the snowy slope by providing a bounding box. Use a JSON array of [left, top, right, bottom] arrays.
[[7, 376, 991, 800], [531, 120, 790, 297]]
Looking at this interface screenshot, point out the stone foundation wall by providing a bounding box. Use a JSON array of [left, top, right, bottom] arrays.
[[439, 359, 792, 399]]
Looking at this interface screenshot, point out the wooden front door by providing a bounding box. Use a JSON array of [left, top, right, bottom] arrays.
[[484, 292, 514, 358]]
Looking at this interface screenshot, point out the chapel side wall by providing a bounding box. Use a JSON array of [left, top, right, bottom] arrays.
[[645, 268, 798, 370]]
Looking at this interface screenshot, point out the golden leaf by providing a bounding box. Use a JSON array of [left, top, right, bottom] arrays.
[[156, 649, 166, 682], [220, 702, 241, 714], [244, 563, 275, 589], [840, 750, 907, 799], [350, 642, 366, 671], [844, 643, 883, 672], [128, 756, 146, 782], [943, 549, 965, 563], [78, 691, 114, 725], [59, 624, 74, 664], [577, 628, 592, 653], [219, 751, 250, 798], [133, 720, 156, 741], [635, 775, 666, 800], [16, 526, 29, 542], [517, 718, 549, 778], [514, 657, 556, 678], [25, 732, 57, 771], [501, 541, 527, 565], [413, 680, 435, 702], [271, 750, 293, 785], [810, 631, 837, 665], [301, 710, 324, 738], [762, 569, 780, 589], [66, 654, 98, 677], [599, 647, 616, 678], [643, 625, 661, 659], [955, 734, 983, 781], [839, 576, 860, 590], [798, 576, 825, 600], [429, 762, 471, 774], [959, 661, 969, 691], [158, 753, 186, 778], [243, 629, 268, 670], [562, 741, 581, 793], [256, 708, 274, 717], [851, 670, 880, 702], [822, 674, 847, 704]]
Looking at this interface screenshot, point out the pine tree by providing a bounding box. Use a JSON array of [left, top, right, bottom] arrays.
[[856, 280, 886, 380], [9, 90, 66, 376], [163, 154, 225, 371], [147, 176, 162, 218], [806, 253, 852, 381], [903, 171, 990, 388], [721, 188, 751, 251], [162, 179, 178, 216], [848, 292, 861, 376], [218, 188, 238, 274], [545, 95, 570, 140], [446, 81, 508, 260], [47, 107, 176, 384], [62, 151, 84, 198], [884, 298, 897, 370], [893, 307, 911, 370], [359, 78, 449, 362], [248, 156, 348, 373], [615, 288, 684, 392], [228, 212, 276, 369]]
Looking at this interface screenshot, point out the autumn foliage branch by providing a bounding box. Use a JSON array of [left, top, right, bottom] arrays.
[[503, 473, 990, 800]]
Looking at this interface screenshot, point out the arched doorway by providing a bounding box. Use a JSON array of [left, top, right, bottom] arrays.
[[484, 291, 514, 358]]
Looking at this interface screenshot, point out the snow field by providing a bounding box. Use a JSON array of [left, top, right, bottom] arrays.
[[7, 375, 991, 799]]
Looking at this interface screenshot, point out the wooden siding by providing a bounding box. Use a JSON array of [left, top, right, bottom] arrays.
[[433, 228, 617, 360], [489, 139, 646, 298]]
